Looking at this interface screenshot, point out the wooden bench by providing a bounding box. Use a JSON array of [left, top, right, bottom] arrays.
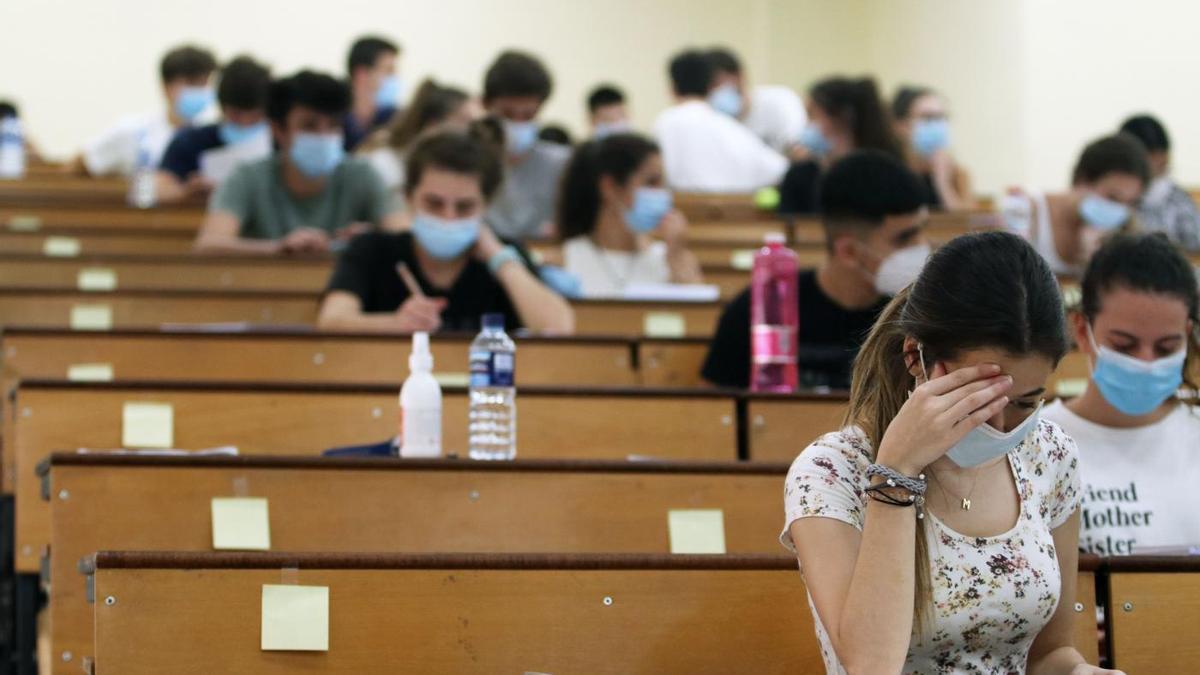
[[0, 230, 195, 256], [0, 204, 199, 231], [1105, 555, 1200, 671], [0, 253, 332, 292], [85, 551, 819, 674], [10, 380, 748, 572], [45, 454, 788, 670]]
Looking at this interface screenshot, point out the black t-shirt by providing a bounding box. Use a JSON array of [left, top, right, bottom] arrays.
[[920, 172, 943, 209], [700, 269, 888, 390], [159, 124, 224, 179], [777, 159, 823, 215], [325, 231, 538, 332]]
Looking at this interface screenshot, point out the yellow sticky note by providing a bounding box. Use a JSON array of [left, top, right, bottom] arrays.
[[43, 236, 81, 257], [69, 304, 112, 331], [211, 497, 271, 551], [729, 250, 756, 270], [433, 372, 470, 388], [122, 402, 174, 448], [67, 363, 114, 382], [1056, 378, 1089, 398], [668, 509, 726, 554], [77, 268, 118, 291], [261, 585, 329, 651], [7, 215, 41, 231], [643, 312, 686, 338]]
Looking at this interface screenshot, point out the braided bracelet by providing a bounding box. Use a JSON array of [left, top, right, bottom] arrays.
[[866, 464, 927, 495], [865, 464, 927, 519]]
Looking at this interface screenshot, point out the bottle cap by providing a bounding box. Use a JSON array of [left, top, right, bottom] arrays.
[[482, 313, 505, 331], [763, 232, 786, 245], [409, 331, 433, 372]]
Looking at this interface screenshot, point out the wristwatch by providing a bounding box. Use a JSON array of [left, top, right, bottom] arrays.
[[487, 245, 523, 275]]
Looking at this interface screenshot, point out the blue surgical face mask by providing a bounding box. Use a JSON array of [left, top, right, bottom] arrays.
[[412, 212, 481, 260], [375, 75, 403, 108], [708, 84, 743, 117], [917, 343, 1042, 468], [912, 119, 950, 157], [623, 187, 673, 234], [218, 121, 268, 146], [1078, 193, 1131, 231], [504, 119, 539, 155], [593, 120, 631, 139], [288, 132, 345, 178], [175, 87, 214, 122], [798, 123, 831, 157], [1087, 324, 1185, 415]]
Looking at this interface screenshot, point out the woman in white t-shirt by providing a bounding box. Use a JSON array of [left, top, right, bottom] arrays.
[[1003, 134, 1149, 276], [1044, 233, 1200, 556], [557, 133, 702, 298], [783, 232, 1120, 674]]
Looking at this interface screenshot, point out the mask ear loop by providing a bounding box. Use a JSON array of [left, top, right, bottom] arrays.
[[916, 342, 929, 385]]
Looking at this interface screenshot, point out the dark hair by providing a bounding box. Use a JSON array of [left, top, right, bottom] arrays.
[[810, 76, 902, 158], [380, 79, 468, 150], [819, 150, 927, 248], [706, 47, 742, 75], [1071, 134, 1151, 187], [668, 50, 713, 97], [891, 85, 933, 120], [1119, 114, 1171, 153], [267, 70, 351, 125], [217, 56, 271, 111], [587, 85, 625, 114], [160, 45, 217, 83], [557, 133, 659, 240], [347, 36, 399, 76], [404, 118, 505, 201], [538, 125, 573, 146], [848, 231, 1068, 629], [1081, 232, 1199, 400], [0, 101, 17, 119], [483, 50, 552, 103]]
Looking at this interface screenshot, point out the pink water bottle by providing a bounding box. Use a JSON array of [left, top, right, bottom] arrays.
[[750, 233, 799, 392]]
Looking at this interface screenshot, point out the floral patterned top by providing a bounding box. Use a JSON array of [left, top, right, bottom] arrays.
[[781, 420, 1081, 674]]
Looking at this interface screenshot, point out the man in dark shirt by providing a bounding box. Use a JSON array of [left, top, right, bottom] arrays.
[[343, 36, 402, 151], [702, 150, 930, 390], [156, 56, 271, 204]]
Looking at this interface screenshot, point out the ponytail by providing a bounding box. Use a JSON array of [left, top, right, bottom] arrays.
[[810, 76, 903, 160]]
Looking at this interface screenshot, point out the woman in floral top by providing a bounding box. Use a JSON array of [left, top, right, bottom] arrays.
[[783, 231, 1122, 674]]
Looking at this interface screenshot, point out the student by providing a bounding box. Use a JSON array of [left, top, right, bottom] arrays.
[[702, 150, 929, 389], [0, 101, 44, 164], [1119, 114, 1200, 251], [537, 125, 573, 147], [344, 36, 402, 151], [359, 79, 474, 194], [558, 133, 702, 297], [654, 49, 787, 193], [76, 45, 217, 176], [1005, 134, 1149, 276], [779, 76, 902, 214], [1044, 233, 1199, 556], [784, 231, 1113, 674], [195, 70, 400, 255], [481, 50, 570, 241], [892, 85, 975, 211], [156, 56, 272, 204], [318, 123, 574, 334], [705, 47, 806, 154], [587, 85, 631, 138]]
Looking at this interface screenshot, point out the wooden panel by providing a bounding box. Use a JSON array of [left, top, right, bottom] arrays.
[[50, 460, 785, 669], [746, 398, 849, 463], [1048, 351, 1089, 397], [1074, 570, 1100, 666], [0, 256, 332, 292], [1108, 571, 1200, 671], [676, 192, 778, 222], [0, 232, 195, 256], [573, 301, 722, 337], [0, 205, 201, 230], [638, 340, 709, 387], [0, 290, 318, 327], [13, 385, 738, 571], [93, 561, 819, 674]]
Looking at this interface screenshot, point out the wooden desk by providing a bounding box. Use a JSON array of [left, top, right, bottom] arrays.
[[0, 288, 319, 328], [637, 337, 710, 387], [48, 455, 788, 671], [0, 230, 195, 256], [0, 253, 333, 292], [745, 393, 850, 463], [1076, 554, 1101, 666], [1105, 555, 1200, 672], [87, 551, 819, 674], [572, 299, 722, 337], [0, 204, 200, 230], [11, 380, 743, 572]]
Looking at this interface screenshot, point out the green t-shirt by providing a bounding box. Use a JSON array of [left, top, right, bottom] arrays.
[[209, 155, 392, 239]]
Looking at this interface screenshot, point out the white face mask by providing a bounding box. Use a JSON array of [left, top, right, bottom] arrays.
[[873, 243, 931, 296]]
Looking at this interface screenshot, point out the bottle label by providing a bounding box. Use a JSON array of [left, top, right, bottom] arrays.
[[469, 350, 515, 387], [751, 325, 797, 365], [400, 407, 442, 457]]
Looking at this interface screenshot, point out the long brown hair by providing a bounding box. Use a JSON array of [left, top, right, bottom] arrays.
[[360, 79, 469, 153], [845, 231, 1070, 628]]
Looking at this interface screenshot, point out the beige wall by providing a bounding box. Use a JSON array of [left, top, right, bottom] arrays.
[[6, 0, 1200, 195]]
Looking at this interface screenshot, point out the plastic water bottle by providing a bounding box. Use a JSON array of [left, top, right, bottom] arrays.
[[399, 332, 442, 458], [750, 232, 799, 392], [128, 134, 157, 208], [468, 313, 516, 460], [0, 116, 25, 179]]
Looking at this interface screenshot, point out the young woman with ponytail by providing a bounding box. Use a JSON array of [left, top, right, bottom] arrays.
[[782, 231, 1122, 674]]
